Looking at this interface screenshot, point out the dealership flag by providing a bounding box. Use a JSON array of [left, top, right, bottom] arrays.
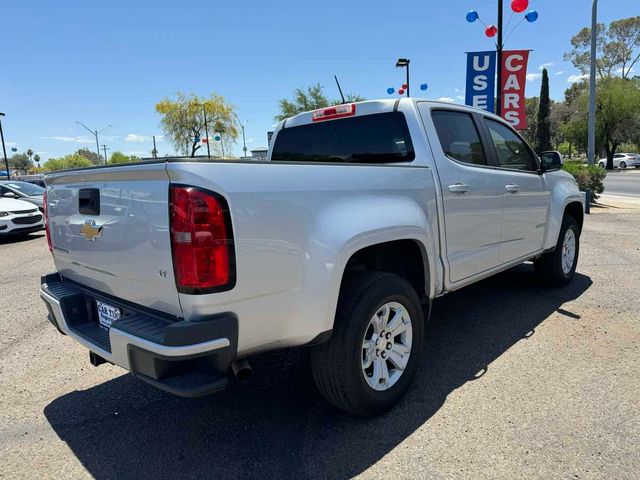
[[500, 50, 530, 130], [465, 51, 497, 113]]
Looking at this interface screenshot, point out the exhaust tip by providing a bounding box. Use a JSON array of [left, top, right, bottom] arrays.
[[231, 359, 252, 382]]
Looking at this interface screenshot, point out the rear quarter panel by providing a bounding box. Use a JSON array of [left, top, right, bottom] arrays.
[[167, 160, 440, 356]]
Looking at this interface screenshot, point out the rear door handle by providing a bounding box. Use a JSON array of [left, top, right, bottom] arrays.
[[504, 184, 520, 193], [448, 183, 471, 194]]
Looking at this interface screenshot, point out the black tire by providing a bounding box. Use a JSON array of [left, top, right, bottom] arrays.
[[620, 161, 627, 169], [534, 215, 580, 287], [310, 272, 424, 417]]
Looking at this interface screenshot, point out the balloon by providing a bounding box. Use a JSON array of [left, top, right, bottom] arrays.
[[525, 10, 538, 22], [511, 0, 528, 13], [387, 87, 395, 95], [214, 135, 221, 141], [402, 83, 408, 89], [466, 10, 479, 23], [420, 83, 428, 91], [398, 88, 405, 95], [485, 25, 498, 38]]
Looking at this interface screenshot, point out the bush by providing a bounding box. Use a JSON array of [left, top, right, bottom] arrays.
[[562, 162, 606, 201]]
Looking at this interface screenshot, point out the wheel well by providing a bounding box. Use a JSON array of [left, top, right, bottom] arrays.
[[343, 240, 428, 299], [564, 202, 584, 232]]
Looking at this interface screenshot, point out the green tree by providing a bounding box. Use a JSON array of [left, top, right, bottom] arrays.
[[33, 154, 41, 169], [535, 69, 552, 153], [8, 153, 33, 172], [75, 147, 103, 165], [43, 154, 93, 172], [521, 97, 539, 145], [156, 92, 238, 158], [564, 16, 640, 79], [109, 152, 131, 164], [275, 83, 366, 121]]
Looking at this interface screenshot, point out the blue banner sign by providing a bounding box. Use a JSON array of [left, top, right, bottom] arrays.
[[465, 51, 496, 113]]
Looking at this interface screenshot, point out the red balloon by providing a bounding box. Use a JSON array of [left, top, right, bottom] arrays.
[[402, 83, 408, 89], [485, 25, 498, 38], [398, 88, 405, 95], [511, 0, 528, 13]]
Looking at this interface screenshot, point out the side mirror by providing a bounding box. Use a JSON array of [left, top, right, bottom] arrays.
[[540, 151, 563, 172]]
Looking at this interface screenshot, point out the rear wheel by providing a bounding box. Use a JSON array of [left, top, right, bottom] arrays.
[[620, 161, 627, 169], [534, 215, 580, 286], [310, 272, 424, 417]]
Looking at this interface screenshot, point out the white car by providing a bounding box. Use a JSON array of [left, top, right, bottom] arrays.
[[598, 153, 640, 169], [0, 197, 45, 237]]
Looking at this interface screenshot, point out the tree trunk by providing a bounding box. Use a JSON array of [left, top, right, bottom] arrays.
[[605, 143, 617, 170]]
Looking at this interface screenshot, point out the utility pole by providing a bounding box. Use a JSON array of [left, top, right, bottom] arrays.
[[587, 0, 598, 166], [152, 135, 158, 159], [0, 113, 10, 180], [101, 145, 109, 164], [496, 0, 504, 116], [395, 58, 410, 97]]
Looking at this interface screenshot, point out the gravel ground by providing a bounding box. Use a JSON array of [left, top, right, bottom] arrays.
[[1, 204, 639, 480]]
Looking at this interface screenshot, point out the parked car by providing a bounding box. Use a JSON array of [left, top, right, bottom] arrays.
[[40, 99, 584, 416], [0, 197, 44, 236], [0, 180, 45, 210], [598, 153, 640, 169]]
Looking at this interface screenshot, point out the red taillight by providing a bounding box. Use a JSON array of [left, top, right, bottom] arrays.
[[43, 190, 52, 252], [312, 103, 356, 122], [169, 185, 235, 293]]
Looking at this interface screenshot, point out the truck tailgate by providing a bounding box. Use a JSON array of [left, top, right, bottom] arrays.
[[46, 163, 182, 318]]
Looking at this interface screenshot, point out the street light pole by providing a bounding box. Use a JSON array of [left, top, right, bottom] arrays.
[[0, 113, 10, 180], [201, 104, 211, 159], [76, 121, 111, 163], [496, 0, 504, 116], [395, 58, 410, 97], [587, 0, 598, 166]]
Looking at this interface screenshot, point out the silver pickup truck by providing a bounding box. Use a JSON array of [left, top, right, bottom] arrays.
[[40, 99, 584, 416]]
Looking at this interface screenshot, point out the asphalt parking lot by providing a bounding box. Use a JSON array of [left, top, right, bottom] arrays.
[[1, 202, 639, 480]]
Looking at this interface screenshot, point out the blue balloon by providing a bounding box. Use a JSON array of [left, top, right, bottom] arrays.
[[420, 83, 428, 91], [214, 135, 221, 141], [466, 10, 479, 23], [387, 87, 395, 95], [525, 10, 538, 22]]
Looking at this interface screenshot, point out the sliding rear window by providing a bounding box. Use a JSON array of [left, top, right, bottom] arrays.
[[271, 112, 415, 163]]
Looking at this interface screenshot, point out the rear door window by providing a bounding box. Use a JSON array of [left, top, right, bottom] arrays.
[[271, 112, 415, 163], [431, 111, 488, 166]]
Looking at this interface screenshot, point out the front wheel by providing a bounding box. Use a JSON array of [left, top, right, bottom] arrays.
[[310, 272, 424, 417], [534, 215, 580, 286]]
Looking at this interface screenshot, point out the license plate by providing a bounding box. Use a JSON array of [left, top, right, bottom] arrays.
[[96, 300, 121, 330]]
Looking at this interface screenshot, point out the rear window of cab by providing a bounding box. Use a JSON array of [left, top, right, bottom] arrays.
[[271, 112, 415, 163]]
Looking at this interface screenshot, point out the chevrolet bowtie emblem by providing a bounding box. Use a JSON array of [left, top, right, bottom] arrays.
[[80, 220, 103, 241]]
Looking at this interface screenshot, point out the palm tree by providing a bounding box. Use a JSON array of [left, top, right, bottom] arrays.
[[34, 154, 41, 169]]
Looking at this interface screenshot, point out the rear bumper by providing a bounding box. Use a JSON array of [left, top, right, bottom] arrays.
[[40, 273, 238, 397]]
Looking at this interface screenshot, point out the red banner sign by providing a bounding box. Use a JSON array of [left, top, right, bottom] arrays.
[[500, 50, 530, 130]]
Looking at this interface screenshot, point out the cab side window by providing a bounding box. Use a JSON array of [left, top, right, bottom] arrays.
[[431, 111, 488, 166], [485, 119, 535, 171]]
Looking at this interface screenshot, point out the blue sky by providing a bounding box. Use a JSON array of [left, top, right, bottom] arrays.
[[1, 0, 636, 160]]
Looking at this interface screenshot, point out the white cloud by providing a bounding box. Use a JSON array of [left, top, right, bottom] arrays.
[[567, 73, 589, 83], [436, 97, 455, 103], [555, 71, 564, 75], [125, 150, 147, 156], [5, 141, 18, 147], [124, 134, 150, 143], [538, 62, 554, 70], [526, 73, 542, 82], [42, 135, 93, 143]]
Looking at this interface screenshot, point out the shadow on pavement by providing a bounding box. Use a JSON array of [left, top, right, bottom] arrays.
[[44, 265, 592, 480], [0, 232, 45, 245]]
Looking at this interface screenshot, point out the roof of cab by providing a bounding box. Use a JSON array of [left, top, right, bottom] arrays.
[[279, 98, 504, 130]]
